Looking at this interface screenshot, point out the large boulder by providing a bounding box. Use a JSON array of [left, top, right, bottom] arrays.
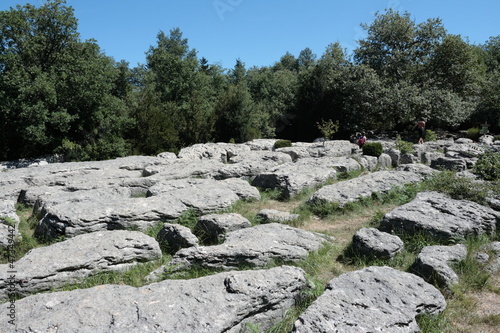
[[2, 266, 308, 333], [167, 223, 332, 272], [380, 191, 500, 241], [0, 231, 161, 301], [214, 151, 293, 180], [410, 244, 467, 288], [291, 266, 446, 333], [308, 170, 424, 208], [352, 228, 404, 259]]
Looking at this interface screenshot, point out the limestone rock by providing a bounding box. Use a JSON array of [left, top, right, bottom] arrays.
[[0, 200, 21, 249], [256, 209, 300, 224], [157, 223, 199, 254], [380, 191, 500, 241], [352, 228, 404, 259], [291, 266, 446, 333], [168, 223, 331, 271], [410, 244, 467, 288], [2, 266, 307, 333], [308, 170, 424, 208], [0, 231, 161, 301], [194, 213, 251, 244]]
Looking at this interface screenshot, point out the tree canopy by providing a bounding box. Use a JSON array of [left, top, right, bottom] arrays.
[[0, 1, 498, 161]]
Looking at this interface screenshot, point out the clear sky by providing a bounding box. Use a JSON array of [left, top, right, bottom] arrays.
[[1, 0, 499, 69]]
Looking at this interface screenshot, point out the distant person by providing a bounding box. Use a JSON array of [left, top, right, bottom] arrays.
[[413, 119, 426, 144], [357, 132, 367, 148]]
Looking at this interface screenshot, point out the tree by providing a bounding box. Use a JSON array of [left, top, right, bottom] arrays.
[[0, 0, 131, 160], [354, 9, 446, 83]]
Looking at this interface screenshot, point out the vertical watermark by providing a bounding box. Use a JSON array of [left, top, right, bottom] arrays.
[[5, 221, 17, 326], [213, 0, 244, 21]]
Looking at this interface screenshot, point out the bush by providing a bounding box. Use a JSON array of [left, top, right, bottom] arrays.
[[466, 127, 481, 141], [394, 135, 414, 154], [425, 129, 437, 142], [362, 142, 383, 157], [274, 139, 292, 149], [473, 152, 500, 181]]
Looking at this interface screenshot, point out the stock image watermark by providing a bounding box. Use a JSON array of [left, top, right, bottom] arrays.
[[5, 222, 18, 325], [213, 0, 244, 21]]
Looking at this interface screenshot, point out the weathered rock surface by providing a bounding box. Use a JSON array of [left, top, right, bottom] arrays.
[[352, 227, 404, 259], [256, 209, 300, 224], [214, 151, 293, 179], [252, 157, 361, 199], [0, 231, 161, 301], [308, 170, 424, 208], [291, 266, 446, 333], [194, 213, 252, 244], [2, 265, 308, 333], [157, 223, 199, 254], [168, 223, 332, 271], [35, 178, 249, 240], [430, 156, 468, 171], [410, 244, 467, 288], [177, 142, 251, 163], [0, 200, 21, 248], [380, 191, 500, 240]]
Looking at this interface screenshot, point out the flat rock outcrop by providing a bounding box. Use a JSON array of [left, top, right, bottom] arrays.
[[252, 157, 360, 198], [167, 223, 332, 272], [256, 209, 300, 224], [34, 178, 248, 240], [380, 191, 500, 240], [0, 231, 161, 301], [410, 244, 467, 288], [308, 170, 424, 208], [1, 265, 307, 333], [291, 266, 446, 333]]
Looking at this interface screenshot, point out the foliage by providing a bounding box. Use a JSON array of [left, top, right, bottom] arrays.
[[466, 127, 481, 141], [425, 129, 438, 142], [394, 135, 415, 154], [362, 142, 383, 157], [175, 208, 200, 230], [473, 152, 500, 180], [273, 139, 292, 149], [316, 119, 339, 142]]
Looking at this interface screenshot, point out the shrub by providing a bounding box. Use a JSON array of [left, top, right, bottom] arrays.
[[394, 135, 414, 154], [473, 152, 500, 180], [425, 129, 437, 142], [273, 139, 292, 149], [466, 127, 481, 141], [362, 142, 383, 157]]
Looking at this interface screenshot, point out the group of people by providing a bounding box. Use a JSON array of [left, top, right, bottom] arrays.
[[356, 118, 426, 148]]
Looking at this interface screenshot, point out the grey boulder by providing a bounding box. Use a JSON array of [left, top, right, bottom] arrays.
[[410, 244, 467, 288], [380, 191, 500, 240], [157, 223, 199, 254], [291, 266, 446, 333], [352, 227, 404, 259], [309, 170, 424, 208], [2, 266, 308, 333], [194, 213, 252, 244]]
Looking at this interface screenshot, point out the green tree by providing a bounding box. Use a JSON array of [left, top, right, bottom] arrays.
[[0, 0, 131, 160]]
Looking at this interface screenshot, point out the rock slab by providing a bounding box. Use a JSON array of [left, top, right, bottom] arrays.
[[2, 266, 307, 333], [291, 266, 446, 333], [0, 230, 161, 301]]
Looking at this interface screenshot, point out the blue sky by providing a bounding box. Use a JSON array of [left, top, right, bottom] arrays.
[[1, 0, 499, 69]]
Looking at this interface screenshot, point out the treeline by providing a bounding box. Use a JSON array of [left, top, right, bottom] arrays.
[[0, 0, 499, 161]]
